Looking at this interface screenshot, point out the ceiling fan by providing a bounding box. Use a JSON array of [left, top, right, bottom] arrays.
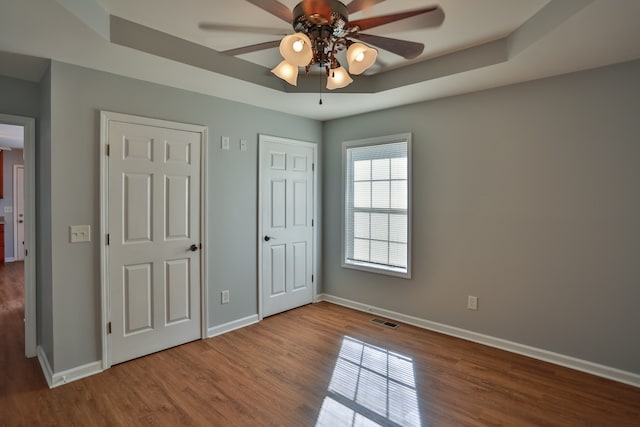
[[199, 0, 445, 90]]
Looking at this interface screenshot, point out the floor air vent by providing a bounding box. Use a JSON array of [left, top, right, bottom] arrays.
[[370, 318, 399, 329]]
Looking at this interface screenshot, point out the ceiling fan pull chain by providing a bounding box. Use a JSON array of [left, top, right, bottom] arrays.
[[319, 73, 323, 105]]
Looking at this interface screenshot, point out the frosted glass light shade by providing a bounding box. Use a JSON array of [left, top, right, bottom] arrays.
[[279, 33, 313, 67], [271, 61, 299, 86], [326, 66, 353, 90], [347, 43, 378, 75]]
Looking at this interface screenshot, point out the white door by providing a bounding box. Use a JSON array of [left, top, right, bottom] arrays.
[[14, 165, 25, 261], [260, 136, 315, 317], [108, 120, 202, 365]]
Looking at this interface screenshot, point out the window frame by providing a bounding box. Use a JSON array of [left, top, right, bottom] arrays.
[[341, 133, 412, 279]]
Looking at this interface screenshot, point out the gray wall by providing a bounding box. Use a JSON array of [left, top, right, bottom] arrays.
[[0, 75, 40, 118], [0, 78, 30, 261], [0, 149, 25, 260], [7, 56, 639, 377], [322, 59, 640, 374], [0, 73, 54, 364], [47, 61, 322, 371], [38, 65, 54, 365]]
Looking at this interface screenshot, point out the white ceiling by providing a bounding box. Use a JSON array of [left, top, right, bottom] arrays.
[[0, 0, 639, 121], [99, 0, 549, 71]]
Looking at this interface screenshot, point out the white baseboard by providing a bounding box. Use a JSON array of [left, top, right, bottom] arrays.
[[4, 257, 15, 262], [37, 345, 103, 388], [207, 314, 260, 338], [36, 314, 261, 387], [37, 346, 54, 387], [317, 293, 640, 388]]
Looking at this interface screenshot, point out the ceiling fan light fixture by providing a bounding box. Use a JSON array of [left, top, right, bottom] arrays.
[[203, 0, 443, 97], [271, 60, 299, 86], [279, 33, 313, 66], [347, 42, 378, 75], [326, 66, 353, 90]]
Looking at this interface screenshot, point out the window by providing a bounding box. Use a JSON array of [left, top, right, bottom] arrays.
[[342, 133, 411, 278]]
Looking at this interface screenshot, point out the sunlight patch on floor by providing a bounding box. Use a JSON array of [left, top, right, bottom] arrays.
[[316, 336, 421, 427]]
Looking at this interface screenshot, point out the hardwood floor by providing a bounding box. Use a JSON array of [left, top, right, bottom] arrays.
[[1, 262, 639, 426]]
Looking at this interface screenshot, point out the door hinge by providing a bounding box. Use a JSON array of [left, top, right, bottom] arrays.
[[25, 249, 28, 256], [312, 274, 314, 283], [312, 219, 314, 227], [312, 163, 315, 172], [108, 322, 112, 334], [106, 144, 110, 156], [106, 234, 110, 245]]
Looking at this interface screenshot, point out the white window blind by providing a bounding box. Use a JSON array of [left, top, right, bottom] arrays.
[[343, 134, 411, 278]]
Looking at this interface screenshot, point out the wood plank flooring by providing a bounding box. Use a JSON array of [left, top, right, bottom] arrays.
[[1, 261, 639, 426]]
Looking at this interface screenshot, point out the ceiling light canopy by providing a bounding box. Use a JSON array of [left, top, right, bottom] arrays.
[[271, 0, 378, 90]]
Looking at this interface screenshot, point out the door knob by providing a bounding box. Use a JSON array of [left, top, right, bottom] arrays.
[[189, 244, 199, 252], [264, 235, 275, 242]]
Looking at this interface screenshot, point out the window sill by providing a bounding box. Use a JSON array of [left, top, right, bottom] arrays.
[[342, 260, 411, 279]]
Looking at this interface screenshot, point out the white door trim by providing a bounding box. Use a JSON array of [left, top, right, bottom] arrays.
[[257, 134, 319, 320], [100, 111, 208, 369], [13, 164, 25, 261], [0, 113, 36, 358]]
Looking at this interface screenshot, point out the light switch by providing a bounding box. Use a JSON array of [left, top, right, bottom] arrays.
[[221, 136, 230, 150], [4, 206, 12, 213], [70, 225, 91, 243], [240, 139, 247, 151]]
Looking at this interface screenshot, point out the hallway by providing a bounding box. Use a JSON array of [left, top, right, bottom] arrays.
[[0, 262, 47, 408]]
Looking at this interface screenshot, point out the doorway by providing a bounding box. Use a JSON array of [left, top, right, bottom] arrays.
[[13, 164, 25, 261], [0, 114, 36, 358]]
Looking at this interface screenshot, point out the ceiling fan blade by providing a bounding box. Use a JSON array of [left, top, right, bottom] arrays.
[[223, 40, 281, 56], [346, 0, 386, 14], [198, 22, 289, 35], [245, 0, 293, 24], [351, 33, 424, 59], [347, 6, 441, 31]]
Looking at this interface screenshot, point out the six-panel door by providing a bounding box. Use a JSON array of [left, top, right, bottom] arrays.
[[261, 139, 314, 317], [108, 121, 201, 365]]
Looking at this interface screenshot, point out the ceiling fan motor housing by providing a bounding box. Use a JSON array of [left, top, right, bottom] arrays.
[[293, 0, 349, 36]]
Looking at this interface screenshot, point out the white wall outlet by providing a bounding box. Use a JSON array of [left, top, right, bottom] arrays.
[[221, 136, 230, 150], [221, 290, 230, 304], [70, 225, 91, 243], [240, 139, 247, 151], [467, 295, 478, 310], [3, 206, 12, 213]]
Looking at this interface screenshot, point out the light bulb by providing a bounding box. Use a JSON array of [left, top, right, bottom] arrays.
[[346, 43, 378, 75], [326, 66, 353, 90], [279, 33, 313, 66], [271, 61, 299, 86]]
